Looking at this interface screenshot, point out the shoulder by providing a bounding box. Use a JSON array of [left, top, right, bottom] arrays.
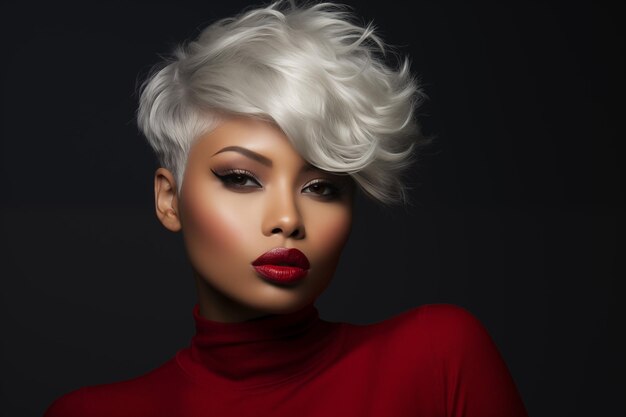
[[392, 305, 528, 416], [409, 303, 491, 347], [379, 303, 488, 343], [369, 303, 500, 368], [344, 304, 490, 366], [44, 386, 93, 417], [43, 357, 184, 417], [391, 303, 479, 325]]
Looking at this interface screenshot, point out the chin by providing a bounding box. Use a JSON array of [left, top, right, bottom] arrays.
[[243, 283, 322, 315]]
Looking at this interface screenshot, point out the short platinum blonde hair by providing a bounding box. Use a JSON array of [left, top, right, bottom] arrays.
[[137, 1, 425, 204]]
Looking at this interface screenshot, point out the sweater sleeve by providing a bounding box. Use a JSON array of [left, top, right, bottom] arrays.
[[423, 304, 528, 417]]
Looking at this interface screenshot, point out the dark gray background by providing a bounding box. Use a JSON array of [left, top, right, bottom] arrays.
[[1, 1, 623, 416]]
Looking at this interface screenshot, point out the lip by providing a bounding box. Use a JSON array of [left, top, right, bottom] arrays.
[[252, 248, 310, 284]]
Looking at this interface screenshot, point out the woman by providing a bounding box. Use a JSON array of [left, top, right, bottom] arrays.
[[45, 1, 528, 416]]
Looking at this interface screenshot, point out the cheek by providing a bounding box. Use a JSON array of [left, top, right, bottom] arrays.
[[307, 205, 352, 259], [182, 191, 257, 258]]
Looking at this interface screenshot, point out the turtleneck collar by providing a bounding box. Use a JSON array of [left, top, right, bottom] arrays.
[[176, 303, 343, 389]]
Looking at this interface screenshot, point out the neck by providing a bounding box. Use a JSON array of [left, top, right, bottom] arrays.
[[181, 302, 343, 388], [194, 271, 270, 323]]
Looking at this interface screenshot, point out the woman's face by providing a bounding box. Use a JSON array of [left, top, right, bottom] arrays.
[[161, 117, 354, 322]]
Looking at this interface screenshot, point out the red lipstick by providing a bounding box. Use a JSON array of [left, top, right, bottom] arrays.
[[252, 248, 310, 284]]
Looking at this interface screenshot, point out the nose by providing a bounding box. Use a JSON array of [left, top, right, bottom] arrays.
[[262, 185, 305, 239]]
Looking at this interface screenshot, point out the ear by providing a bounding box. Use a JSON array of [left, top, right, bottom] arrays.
[[154, 168, 182, 232]]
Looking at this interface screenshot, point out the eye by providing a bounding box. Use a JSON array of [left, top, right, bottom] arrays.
[[211, 169, 262, 190], [302, 179, 340, 199]]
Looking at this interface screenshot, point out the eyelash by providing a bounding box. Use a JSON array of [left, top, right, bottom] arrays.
[[211, 169, 341, 199], [302, 179, 340, 199], [211, 169, 261, 189]]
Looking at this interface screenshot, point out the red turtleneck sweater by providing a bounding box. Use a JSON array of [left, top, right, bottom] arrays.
[[44, 304, 528, 417]]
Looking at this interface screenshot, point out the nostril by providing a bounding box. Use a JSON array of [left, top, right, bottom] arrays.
[[270, 227, 302, 238]]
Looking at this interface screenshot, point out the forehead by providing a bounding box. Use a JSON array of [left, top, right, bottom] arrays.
[[189, 117, 304, 163]]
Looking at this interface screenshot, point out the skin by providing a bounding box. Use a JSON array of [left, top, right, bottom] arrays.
[[154, 117, 355, 323]]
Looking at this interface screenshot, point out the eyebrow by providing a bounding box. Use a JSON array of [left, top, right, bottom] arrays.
[[212, 146, 273, 167]]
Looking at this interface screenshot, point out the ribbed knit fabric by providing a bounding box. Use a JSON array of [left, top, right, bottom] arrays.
[[44, 303, 528, 417]]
